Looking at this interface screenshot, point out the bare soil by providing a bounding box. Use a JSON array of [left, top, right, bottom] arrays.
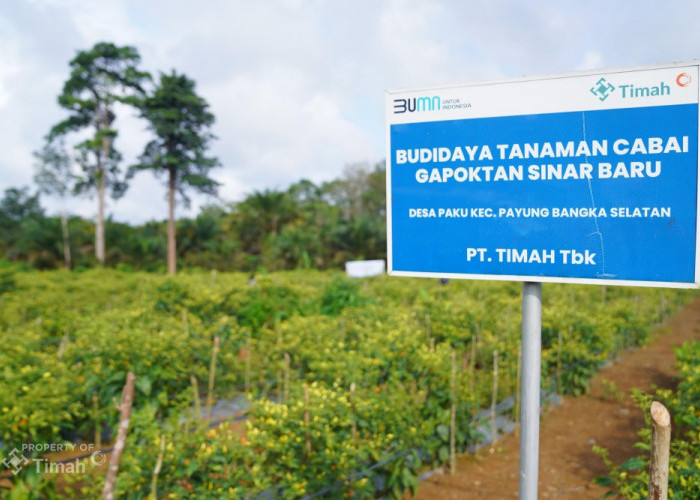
[[414, 296, 700, 499]]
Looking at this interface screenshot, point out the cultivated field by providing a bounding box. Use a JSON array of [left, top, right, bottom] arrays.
[[0, 267, 695, 498]]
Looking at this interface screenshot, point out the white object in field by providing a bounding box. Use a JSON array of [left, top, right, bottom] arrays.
[[345, 259, 386, 278]]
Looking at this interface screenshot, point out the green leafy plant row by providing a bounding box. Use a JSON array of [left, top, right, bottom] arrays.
[[0, 269, 692, 498]]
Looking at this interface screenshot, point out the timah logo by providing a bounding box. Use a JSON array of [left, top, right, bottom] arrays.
[[590, 77, 615, 101], [393, 96, 441, 114], [2, 448, 30, 475]]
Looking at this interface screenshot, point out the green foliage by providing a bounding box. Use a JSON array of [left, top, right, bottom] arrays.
[[49, 41, 149, 199], [320, 277, 367, 316], [2, 160, 388, 271], [0, 269, 692, 499], [0, 260, 17, 295], [235, 283, 304, 331], [594, 341, 700, 498], [131, 70, 220, 202]]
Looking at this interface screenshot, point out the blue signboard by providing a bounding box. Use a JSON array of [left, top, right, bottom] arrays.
[[386, 62, 700, 287]]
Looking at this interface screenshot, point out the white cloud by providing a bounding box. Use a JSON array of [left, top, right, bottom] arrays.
[[576, 52, 604, 72], [3, 0, 700, 226], [206, 65, 376, 200]]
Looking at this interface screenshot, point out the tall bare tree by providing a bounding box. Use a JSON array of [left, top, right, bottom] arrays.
[[33, 139, 74, 269]]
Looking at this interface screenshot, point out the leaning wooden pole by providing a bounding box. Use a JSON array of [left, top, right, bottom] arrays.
[[103, 372, 136, 500], [648, 401, 671, 500]]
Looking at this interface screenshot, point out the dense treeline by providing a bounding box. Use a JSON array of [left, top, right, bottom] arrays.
[[5, 41, 386, 273], [0, 161, 386, 272]]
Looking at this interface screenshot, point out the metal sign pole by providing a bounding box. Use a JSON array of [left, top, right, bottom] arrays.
[[519, 281, 542, 500]]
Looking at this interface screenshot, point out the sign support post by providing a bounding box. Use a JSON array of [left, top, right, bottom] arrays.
[[386, 60, 700, 500], [519, 281, 542, 500]]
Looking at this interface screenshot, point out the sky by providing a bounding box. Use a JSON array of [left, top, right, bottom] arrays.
[[2, 0, 700, 224]]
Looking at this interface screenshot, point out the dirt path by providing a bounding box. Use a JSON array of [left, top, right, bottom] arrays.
[[415, 295, 700, 499]]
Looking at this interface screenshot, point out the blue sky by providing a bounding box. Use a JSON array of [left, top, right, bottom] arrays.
[[1, 0, 699, 224]]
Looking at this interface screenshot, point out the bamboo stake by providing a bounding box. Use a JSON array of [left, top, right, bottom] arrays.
[[504, 306, 511, 336], [283, 352, 290, 404], [450, 350, 457, 475], [557, 330, 563, 394], [102, 372, 135, 500], [277, 366, 283, 402], [304, 385, 311, 456], [490, 350, 498, 445], [93, 392, 101, 449], [470, 328, 478, 395], [57, 327, 70, 360], [182, 309, 188, 332], [150, 434, 166, 500], [276, 324, 283, 401], [259, 366, 266, 393], [245, 333, 251, 396], [190, 375, 201, 420], [490, 348, 499, 439], [425, 313, 431, 344], [205, 336, 220, 423], [648, 401, 671, 500], [350, 382, 357, 447]]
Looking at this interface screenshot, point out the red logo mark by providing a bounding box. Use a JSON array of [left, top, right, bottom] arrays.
[[676, 73, 692, 87]]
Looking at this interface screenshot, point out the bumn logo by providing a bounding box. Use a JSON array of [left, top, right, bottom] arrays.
[[590, 77, 615, 101], [393, 96, 441, 114]]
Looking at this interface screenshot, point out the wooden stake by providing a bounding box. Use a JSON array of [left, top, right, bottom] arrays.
[[425, 313, 431, 344], [277, 366, 283, 403], [245, 333, 251, 396], [206, 336, 220, 423], [350, 382, 357, 447], [470, 328, 478, 396], [450, 350, 457, 475], [557, 330, 563, 394], [283, 352, 290, 404], [190, 375, 201, 420], [276, 324, 283, 400], [92, 392, 101, 449], [182, 309, 188, 332], [490, 350, 498, 445], [150, 434, 166, 500], [304, 385, 311, 456], [57, 327, 70, 360], [504, 306, 512, 336], [102, 372, 135, 500], [648, 401, 671, 500]]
